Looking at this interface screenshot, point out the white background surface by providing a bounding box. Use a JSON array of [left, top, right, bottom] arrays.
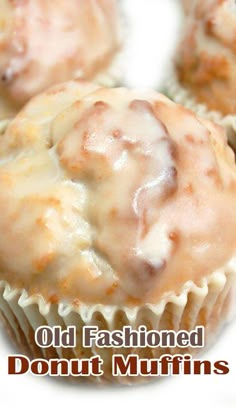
[[0, 1, 235, 407]]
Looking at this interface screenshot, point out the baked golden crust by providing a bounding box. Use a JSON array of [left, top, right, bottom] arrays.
[[0, 81, 236, 306], [177, 0, 236, 115], [0, 0, 121, 118]]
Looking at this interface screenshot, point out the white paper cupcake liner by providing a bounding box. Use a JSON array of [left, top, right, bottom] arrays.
[[93, 46, 124, 89], [165, 69, 236, 151], [0, 258, 235, 384]]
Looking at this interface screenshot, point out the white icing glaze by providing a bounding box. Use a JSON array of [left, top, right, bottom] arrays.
[[0, 82, 236, 305]]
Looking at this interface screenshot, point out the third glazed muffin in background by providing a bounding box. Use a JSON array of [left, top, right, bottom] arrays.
[[167, 0, 236, 150], [0, 0, 122, 120], [181, 0, 192, 14], [0, 81, 236, 382]]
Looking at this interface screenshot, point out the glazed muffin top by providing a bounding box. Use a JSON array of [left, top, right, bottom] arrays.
[[0, 0, 121, 116], [0, 81, 236, 306], [176, 0, 236, 115]]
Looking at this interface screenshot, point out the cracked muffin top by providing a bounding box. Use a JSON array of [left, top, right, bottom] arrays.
[[0, 81, 236, 305]]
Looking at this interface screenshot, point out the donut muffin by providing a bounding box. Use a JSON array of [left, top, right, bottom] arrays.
[[0, 0, 121, 119], [0, 81, 236, 383], [168, 0, 236, 149]]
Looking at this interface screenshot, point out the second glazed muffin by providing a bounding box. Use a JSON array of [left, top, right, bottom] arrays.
[[0, 82, 236, 382], [0, 0, 121, 119]]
